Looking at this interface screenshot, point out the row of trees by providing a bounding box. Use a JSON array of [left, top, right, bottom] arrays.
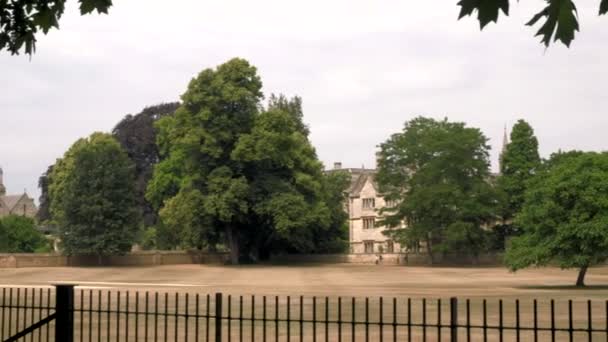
[[39, 58, 350, 264], [376, 117, 608, 286]]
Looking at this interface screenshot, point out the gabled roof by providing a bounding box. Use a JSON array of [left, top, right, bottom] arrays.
[[0, 194, 26, 211], [349, 173, 379, 198]]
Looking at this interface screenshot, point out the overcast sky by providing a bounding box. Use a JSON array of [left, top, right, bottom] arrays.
[[1, 1, 608, 202]]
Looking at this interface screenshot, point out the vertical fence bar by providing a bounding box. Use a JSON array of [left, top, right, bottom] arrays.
[[450, 297, 457, 342], [300, 296, 304, 342], [352, 298, 356, 342], [276, 296, 280, 342], [325, 297, 329, 342], [482, 299, 487, 342], [15, 289, 19, 340], [31, 289, 36, 342], [154, 293, 159, 342], [551, 299, 556, 342], [379, 297, 383, 342], [365, 297, 369, 342], [588, 300, 592, 342], [207, 294, 211, 342], [466, 299, 470, 342], [422, 298, 426, 342], [117, 291, 121, 342], [251, 296, 255, 342], [145, 292, 149, 342], [392, 298, 396, 342], [499, 299, 503, 342], [125, 292, 129, 342], [46, 288, 50, 342], [407, 298, 411, 342], [164, 293, 168, 342], [174, 293, 179, 342], [438, 299, 442, 341], [338, 297, 343, 342], [239, 296, 243, 342], [185, 293, 189, 342], [263, 296, 267, 342], [135, 292, 139, 342], [1, 288, 5, 340], [287, 296, 291, 341], [8, 288, 12, 338], [515, 300, 520, 342], [215, 293, 223, 342], [533, 299, 538, 342], [97, 290, 101, 342], [313, 297, 317, 342], [195, 295, 200, 342], [568, 300, 573, 342], [55, 284, 75, 342], [227, 295, 230, 342], [107, 291, 111, 342]]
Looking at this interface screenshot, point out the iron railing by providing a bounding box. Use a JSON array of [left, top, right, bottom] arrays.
[[1, 285, 607, 341]]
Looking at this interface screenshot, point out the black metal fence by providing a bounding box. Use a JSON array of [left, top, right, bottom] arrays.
[[1, 285, 608, 341]]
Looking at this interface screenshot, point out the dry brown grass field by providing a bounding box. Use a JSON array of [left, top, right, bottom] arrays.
[[2, 264, 608, 341]]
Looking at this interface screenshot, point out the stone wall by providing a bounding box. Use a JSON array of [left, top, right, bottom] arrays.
[[0, 251, 230, 268], [269, 253, 502, 266]]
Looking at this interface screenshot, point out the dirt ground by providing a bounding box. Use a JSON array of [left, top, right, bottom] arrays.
[[2, 264, 608, 341], [2, 263, 608, 299]]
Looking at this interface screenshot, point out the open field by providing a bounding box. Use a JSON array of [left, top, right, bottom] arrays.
[[2, 264, 608, 341]]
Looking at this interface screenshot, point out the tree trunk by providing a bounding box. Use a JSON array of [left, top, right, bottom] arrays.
[[425, 236, 434, 265], [226, 226, 239, 265], [576, 264, 588, 287]]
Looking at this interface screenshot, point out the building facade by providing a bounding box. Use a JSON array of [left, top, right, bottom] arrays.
[[327, 162, 402, 254], [0, 167, 38, 219]]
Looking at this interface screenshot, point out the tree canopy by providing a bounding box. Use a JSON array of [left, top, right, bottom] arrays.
[[376, 116, 497, 262], [458, 0, 608, 47], [1, 0, 112, 55], [497, 119, 541, 226], [505, 151, 608, 287], [1, 0, 600, 55], [112, 102, 180, 227], [0, 215, 50, 253], [147, 58, 349, 263], [49, 132, 140, 257]]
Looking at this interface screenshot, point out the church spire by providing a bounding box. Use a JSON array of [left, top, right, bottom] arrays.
[[499, 124, 509, 174], [0, 166, 5, 196]]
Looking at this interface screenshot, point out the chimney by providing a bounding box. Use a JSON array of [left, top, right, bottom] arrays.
[[333, 162, 342, 170]]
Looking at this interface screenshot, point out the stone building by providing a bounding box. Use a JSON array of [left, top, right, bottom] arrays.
[[0, 167, 38, 219], [327, 162, 403, 254]]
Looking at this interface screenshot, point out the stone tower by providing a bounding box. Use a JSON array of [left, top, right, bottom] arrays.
[[0, 166, 5, 196]]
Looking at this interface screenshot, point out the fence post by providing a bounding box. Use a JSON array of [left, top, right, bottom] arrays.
[[215, 293, 223, 342], [55, 284, 75, 342], [450, 297, 458, 342]]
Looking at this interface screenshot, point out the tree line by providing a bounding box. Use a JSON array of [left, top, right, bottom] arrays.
[[376, 117, 608, 286], [37, 58, 350, 264]]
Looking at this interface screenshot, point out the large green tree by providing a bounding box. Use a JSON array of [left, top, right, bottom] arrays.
[[494, 119, 541, 248], [147, 58, 348, 263], [0, 215, 50, 253], [376, 116, 497, 262], [505, 151, 608, 287], [49, 132, 141, 258], [112, 102, 180, 227]]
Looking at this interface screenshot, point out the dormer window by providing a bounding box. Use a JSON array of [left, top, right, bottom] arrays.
[[362, 198, 375, 209]]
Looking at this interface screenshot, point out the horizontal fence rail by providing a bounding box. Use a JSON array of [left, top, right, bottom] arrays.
[[1, 285, 608, 341]]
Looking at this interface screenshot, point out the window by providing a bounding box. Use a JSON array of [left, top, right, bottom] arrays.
[[385, 199, 398, 208], [386, 240, 394, 253], [362, 217, 375, 229], [362, 198, 375, 209], [364, 241, 374, 254]]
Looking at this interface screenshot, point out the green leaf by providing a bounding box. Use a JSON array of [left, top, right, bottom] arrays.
[[79, 0, 112, 15], [600, 0, 608, 15], [457, 0, 509, 29], [33, 8, 59, 34], [527, 0, 579, 47]]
